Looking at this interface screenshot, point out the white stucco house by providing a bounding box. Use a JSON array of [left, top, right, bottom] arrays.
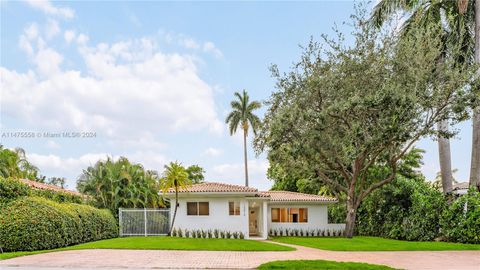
[[164, 182, 345, 239]]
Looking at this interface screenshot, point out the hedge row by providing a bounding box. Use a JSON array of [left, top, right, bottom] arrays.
[[329, 177, 480, 244], [0, 197, 118, 251], [0, 177, 84, 204]]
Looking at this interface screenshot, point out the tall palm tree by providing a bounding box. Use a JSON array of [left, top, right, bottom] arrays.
[[225, 90, 261, 187], [471, 0, 480, 191], [370, 0, 475, 195], [160, 162, 190, 235]]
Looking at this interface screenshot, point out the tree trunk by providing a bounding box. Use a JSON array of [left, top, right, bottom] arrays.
[[168, 186, 179, 235], [344, 198, 357, 238], [243, 127, 249, 187], [438, 121, 454, 194], [470, 0, 480, 191]]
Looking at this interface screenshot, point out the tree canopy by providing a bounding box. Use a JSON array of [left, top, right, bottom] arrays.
[[255, 9, 474, 237], [77, 157, 162, 216]]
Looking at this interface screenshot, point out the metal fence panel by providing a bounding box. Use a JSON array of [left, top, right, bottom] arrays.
[[119, 208, 170, 236]]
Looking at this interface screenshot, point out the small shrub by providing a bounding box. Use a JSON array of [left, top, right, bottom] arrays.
[[226, 231, 232, 239], [239, 232, 245, 239], [178, 229, 184, 237], [213, 229, 219, 238], [233, 232, 238, 239], [171, 228, 177, 237], [185, 230, 191, 238], [219, 231, 225, 238]]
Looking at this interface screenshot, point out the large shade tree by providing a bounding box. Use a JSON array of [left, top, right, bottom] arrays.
[[255, 11, 473, 237], [77, 157, 162, 216], [160, 161, 191, 235], [225, 90, 261, 187], [370, 0, 477, 195]]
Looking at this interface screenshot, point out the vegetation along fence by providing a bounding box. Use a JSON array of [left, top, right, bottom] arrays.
[[119, 208, 170, 236]]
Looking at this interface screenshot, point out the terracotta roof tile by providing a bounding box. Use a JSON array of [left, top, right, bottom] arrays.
[[19, 178, 84, 197], [165, 182, 337, 202], [167, 182, 259, 193], [260, 190, 337, 202]]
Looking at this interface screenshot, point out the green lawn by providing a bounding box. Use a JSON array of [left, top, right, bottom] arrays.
[[0, 236, 294, 260], [272, 236, 480, 251], [258, 260, 396, 270]]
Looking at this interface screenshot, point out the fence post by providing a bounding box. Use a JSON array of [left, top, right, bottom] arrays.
[[119, 208, 123, 237], [144, 208, 147, 237]]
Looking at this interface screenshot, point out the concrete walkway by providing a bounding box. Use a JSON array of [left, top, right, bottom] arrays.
[[1, 241, 479, 270]]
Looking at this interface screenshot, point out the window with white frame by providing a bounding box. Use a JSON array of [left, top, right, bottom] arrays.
[[271, 207, 308, 223], [187, 202, 209, 216], [229, 201, 241, 215]]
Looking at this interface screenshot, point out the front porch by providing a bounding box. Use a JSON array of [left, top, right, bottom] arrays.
[[247, 198, 268, 239]]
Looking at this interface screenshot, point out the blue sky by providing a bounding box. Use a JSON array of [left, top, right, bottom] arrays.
[[0, 1, 474, 190]]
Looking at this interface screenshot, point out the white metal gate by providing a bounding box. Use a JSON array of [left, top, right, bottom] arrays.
[[119, 208, 170, 236]]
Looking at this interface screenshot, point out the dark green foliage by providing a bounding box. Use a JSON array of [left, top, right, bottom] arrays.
[[328, 203, 347, 224], [31, 188, 83, 204], [0, 197, 118, 252], [0, 177, 30, 204], [77, 157, 162, 217], [185, 165, 205, 184], [355, 177, 446, 241], [0, 176, 84, 204], [441, 189, 480, 244]]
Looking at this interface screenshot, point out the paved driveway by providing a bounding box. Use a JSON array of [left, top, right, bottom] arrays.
[[1, 241, 479, 270]]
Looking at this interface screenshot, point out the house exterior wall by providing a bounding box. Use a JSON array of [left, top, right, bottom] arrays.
[[267, 203, 345, 232], [170, 197, 249, 237]]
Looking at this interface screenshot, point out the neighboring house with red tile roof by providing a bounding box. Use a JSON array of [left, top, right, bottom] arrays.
[[19, 178, 84, 197], [163, 182, 345, 239]]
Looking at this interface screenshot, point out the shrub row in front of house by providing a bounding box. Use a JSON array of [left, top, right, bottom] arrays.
[[269, 228, 344, 237], [171, 228, 245, 239], [0, 177, 118, 252]]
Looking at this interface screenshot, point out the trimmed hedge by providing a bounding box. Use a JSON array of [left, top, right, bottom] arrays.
[[0, 177, 30, 204], [0, 177, 84, 204], [0, 197, 118, 251]]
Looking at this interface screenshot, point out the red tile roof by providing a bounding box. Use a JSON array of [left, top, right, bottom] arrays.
[[166, 182, 337, 202], [260, 191, 337, 202], [167, 182, 259, 193], [19, 178, 84, 197]]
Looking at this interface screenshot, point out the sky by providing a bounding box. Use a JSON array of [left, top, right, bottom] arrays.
[[0, 0, 475, 191]]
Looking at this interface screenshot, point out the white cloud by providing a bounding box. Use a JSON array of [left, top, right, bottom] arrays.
[[45, 19, 60, 39], [204, 147, 223, 157], [3, 32, 224, 145], [46, 140, 60, 149], [19, 23, 39, 55], [64, 30, 75, 44], [27, 151, 168, 189], [25, 0, 75, 19], [181, 37, 200, 49], [209, 159, 271, 190], [34, 48, 63, 76], [158, 30, 223, 58], [76, 33, 89, 45], [203, 41, 223, 58]]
